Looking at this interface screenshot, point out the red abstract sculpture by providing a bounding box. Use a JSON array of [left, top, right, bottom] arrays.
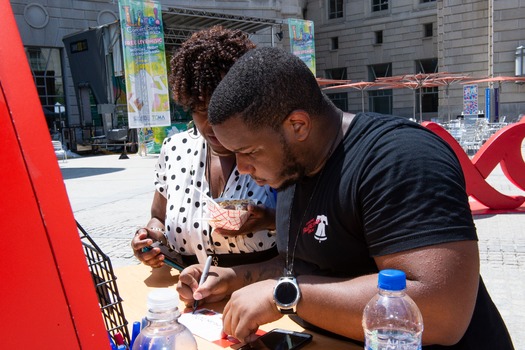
[[422, 118, 525, 211]]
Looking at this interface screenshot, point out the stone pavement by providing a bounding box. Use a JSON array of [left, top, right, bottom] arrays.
[[59, 153, 525, 348]]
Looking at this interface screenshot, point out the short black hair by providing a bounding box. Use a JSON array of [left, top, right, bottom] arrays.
[[208, 47, 333, 130], [168, 25, 255, 112]]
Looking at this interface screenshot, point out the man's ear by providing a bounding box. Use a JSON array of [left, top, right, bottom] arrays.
[[282, 110, 311, 142]]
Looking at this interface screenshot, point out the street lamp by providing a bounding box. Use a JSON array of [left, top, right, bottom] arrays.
[[515, 46, 525, 76]]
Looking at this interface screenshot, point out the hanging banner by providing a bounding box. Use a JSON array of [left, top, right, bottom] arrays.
[[288, 18, 316, 75], [462, 84, 478, 115], [118, 0, 170, 128]]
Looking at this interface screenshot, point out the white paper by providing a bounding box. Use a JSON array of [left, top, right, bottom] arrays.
[[179, 308, 224, 342]]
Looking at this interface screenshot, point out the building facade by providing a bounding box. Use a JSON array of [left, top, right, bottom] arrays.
[[9, 0, 525, 150]]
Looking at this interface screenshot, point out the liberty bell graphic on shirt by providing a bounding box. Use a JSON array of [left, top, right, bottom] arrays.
[[313, 215, 328, 242]]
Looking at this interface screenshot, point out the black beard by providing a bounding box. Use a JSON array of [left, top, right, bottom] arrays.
[[274, 136, 306, 191]]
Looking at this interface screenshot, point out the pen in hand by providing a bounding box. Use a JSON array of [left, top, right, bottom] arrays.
[[193, 255, 213, 314]]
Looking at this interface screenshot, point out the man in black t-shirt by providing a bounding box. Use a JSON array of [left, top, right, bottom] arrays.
[[176, 47, 514, 349]]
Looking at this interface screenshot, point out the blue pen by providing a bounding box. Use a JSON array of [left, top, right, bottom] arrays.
[[130, 321, 141, 349], [193, 255, 213, 313], [108, 333, 118, 350]]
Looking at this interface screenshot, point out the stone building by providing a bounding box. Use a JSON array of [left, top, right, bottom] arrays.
[[9, 0, 525, 149]]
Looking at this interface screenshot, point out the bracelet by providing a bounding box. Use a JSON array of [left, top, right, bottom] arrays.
[[135, 226, 164, 235]]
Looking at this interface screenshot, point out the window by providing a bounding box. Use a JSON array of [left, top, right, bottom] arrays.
[[375, 31, 383, 44], [325, 67, 347, 80], [25, 47, 66, 131], [421, 0, 436, 3], [372, 0, 388, 12], [331, 37, 339, 50], [415, 59, 438, 114], [368, 63, 392, 114], [329, 0, 344, 19], [326, 92, 348, 112], [424, 23, 433, 38]]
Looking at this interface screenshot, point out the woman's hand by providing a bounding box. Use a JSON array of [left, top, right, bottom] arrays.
[[214, 204, 276, 236], [131, 227, 166, 268]]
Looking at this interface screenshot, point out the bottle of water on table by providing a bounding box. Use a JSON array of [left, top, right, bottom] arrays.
[[132, 288, 197, 350], [362, 269, 423, 350]]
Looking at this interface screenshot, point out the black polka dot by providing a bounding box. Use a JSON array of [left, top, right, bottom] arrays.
[[182, 138, 188, 143], [179, 207, 186, 213], [182, 217, 187, 223], [165, 155, 169, 162], [187, 148, 192, 154], [171, 175, 176, 180], [194, 150, 198, 156], [181, 167, 187, 173], [214, 241, 221, 247], [247, 191, 254, 197], [197, 244, 203, 250], [229, 243, 236, 248], [171, 145, 176, 151], [203, 229, 208, 236], [187, 198, 191, 204], [247, 233, 253, 238], [196, 181, 202, 188], [195, 201, 201, 208], [176, 155, 181, 161], [175, 185, 180, 191], [169, 205, 174, 211], [176, 227, 182, 233], [200, 161, 205, 168], [159, 187, 165, 193], [180, 247, 186, 252], [194, 222, 199, 229], [235, 185, 242, 191], [258, 242, 264, 247], [183, 239, 187, 245]]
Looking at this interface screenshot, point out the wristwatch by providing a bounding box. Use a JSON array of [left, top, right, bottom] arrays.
[[273, 276, 301, 314]]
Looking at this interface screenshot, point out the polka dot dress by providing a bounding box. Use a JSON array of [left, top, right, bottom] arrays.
[[155, 130, 277, 264]]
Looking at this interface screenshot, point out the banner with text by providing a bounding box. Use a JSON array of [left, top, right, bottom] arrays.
[[118, 0, 170, 128], [288, 18, 316, 75]]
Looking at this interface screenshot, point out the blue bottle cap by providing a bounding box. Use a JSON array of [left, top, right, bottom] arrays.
[[378, 269, 406, 291]]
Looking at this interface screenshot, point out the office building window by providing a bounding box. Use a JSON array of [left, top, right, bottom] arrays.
[[372, 0, 388, 12], [326, 92, 348, 112], [375, 31, 383, 44], [325, 67, 347, 80], [368, 63, 392, 114], [424, 23, 433, 37], [331, 37, 339, 50], [25, 47, 66, 130], [329, 0, 344, 19], [415, 58, 438, 113]]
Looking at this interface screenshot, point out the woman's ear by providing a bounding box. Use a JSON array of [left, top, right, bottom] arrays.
[[282, 110, 311, 142]]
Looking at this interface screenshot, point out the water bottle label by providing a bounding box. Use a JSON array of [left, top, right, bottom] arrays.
[[365, 329, 421, 350]]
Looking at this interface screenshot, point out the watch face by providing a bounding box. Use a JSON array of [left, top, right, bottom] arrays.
[[275, 281, 298, 305]]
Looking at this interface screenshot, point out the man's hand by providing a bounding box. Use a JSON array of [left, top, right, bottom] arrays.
[[222, 279, 282, 344], [176, 264, 235, 307]]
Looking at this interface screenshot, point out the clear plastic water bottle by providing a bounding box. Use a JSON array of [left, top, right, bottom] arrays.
[[132, 288, 198, 350], [362, 269, 424, 350]]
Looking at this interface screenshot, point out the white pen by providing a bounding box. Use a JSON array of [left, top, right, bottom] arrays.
[[193, 255, 213, 313]]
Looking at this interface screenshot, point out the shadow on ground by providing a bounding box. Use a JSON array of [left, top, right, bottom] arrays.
[[60, 167, 125, 179]]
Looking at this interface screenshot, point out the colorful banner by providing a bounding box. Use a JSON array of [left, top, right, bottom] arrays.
[[463, 84, 478, 115], [118, 0, 170, 128], [138, 122, 189, 155], [288, 18, 316, 75]]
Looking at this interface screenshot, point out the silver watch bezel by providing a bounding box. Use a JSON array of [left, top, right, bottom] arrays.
[[273, 276, 301, 313]]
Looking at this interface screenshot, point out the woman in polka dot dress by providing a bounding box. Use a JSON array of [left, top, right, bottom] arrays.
[[131, 26, 277, 268]]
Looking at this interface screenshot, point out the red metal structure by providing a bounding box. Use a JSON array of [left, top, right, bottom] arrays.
[[1, 1, 110, 348], [422, 119, 525, 212]]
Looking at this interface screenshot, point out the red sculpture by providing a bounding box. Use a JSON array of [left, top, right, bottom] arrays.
[[422, 118, 525, 211]]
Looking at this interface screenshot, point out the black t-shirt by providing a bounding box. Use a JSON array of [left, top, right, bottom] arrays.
[[276, 112, 514, 349]]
